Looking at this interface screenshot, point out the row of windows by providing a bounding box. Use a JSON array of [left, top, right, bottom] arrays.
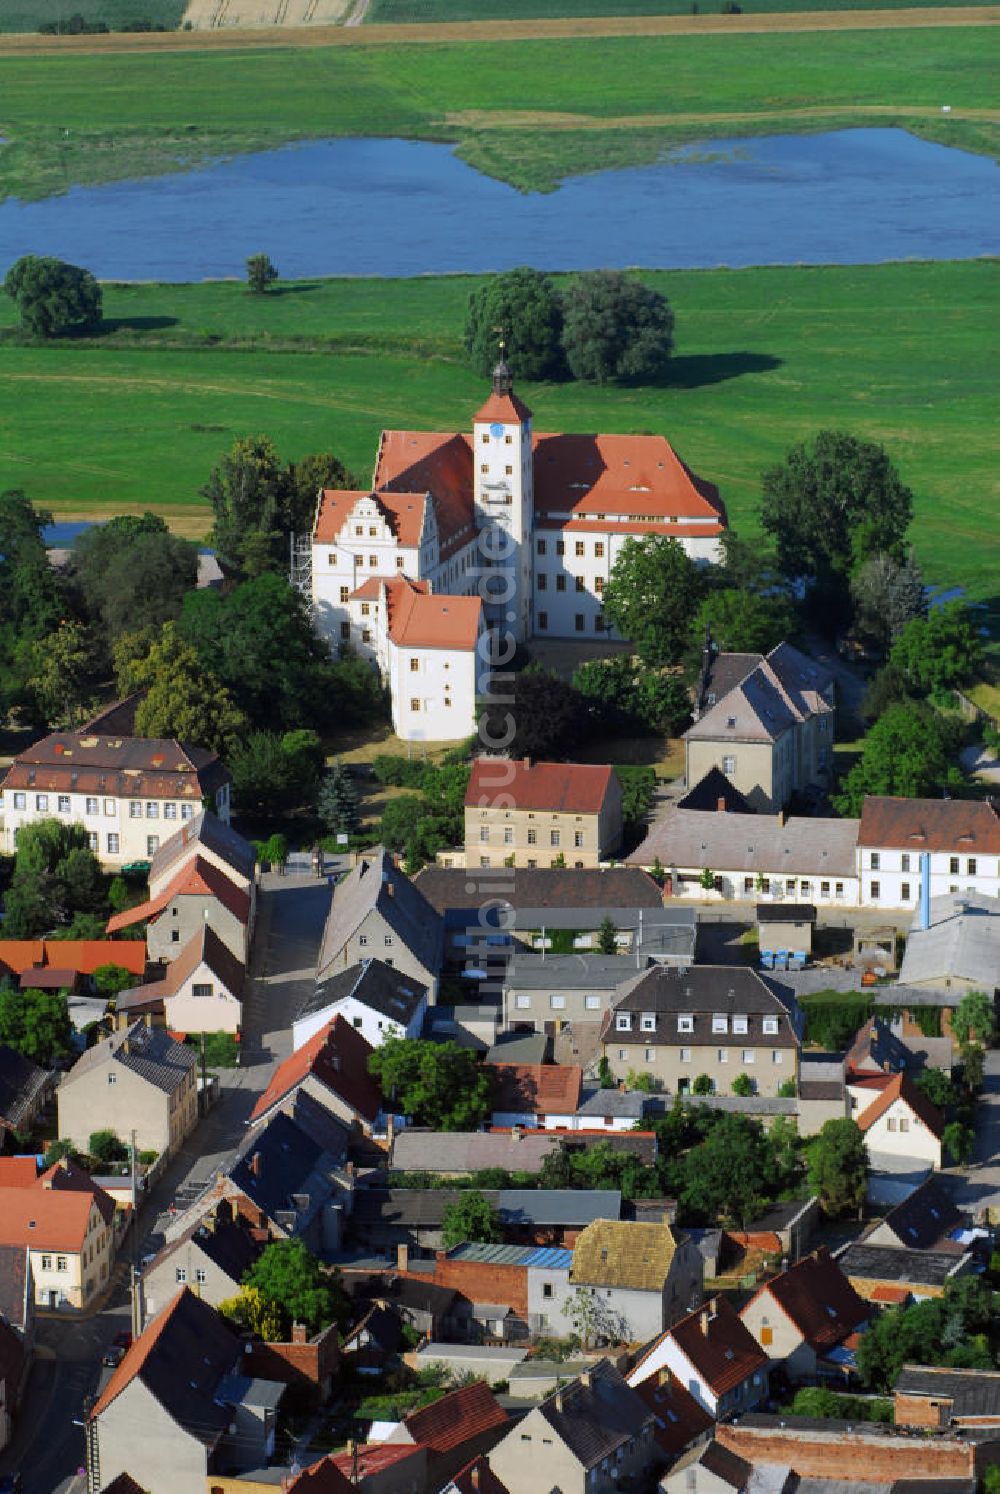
[[536, 612, 604, 633], [479, 827, 585, 847], [616, 1046, 785, 1065], [479, 856, 586, 869], [869, 852, 981, 875], [616, 1012, 781, 1035], [358, 934, 393, 947], [9, 792, 193, 820], [40, 1254, 69, 1271], [537, 574, 604, 595], [175, 1266, 208, 1284], [514, 994, 604, 1010], [537, 539, 606, 559]]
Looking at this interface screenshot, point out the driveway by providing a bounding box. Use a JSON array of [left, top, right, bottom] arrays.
[[1, 870, 336, 1493]]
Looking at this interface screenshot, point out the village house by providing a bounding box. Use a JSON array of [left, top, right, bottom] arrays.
[[849, 1070, 945, 1174], [0, 730, 230, 868], [463, 758, 623, 870], [602, 964, 800, 1097], [627, 1295, 770, 1417], [501, 953, 649, 1045], [0, 1157, 116, 1311], [307, 364, 726, 732], [57, 1019, 198, 1160], [857, 795, 1000, 909], [442, 1453, 511, 1494], [739, 1247, 869, 1381], [835, 1239, 976, 1304], [88, 1288, 286, 1494], [860, 1175, 963, 1252], [329, 1442, 427, 1493], [115, 924, 245, 1037], [292, 959, 428, 1052], [661, 1440, 755, 1493], [633, 1368, 714, 1464], [685, 642, 836, 813], [382, 1379, 510, 1488], [569, 1219, 704, 1341], [488, 1360, 656, 1494], [0, 938, 148, 995], [249, 1015, 384, 1137], [141, 1201, 266, 1317], [147, 811, 256, 902], [107, 852, 252, 964], [0, 1043, 52, 1141], [316, 848, 443, 1000], [894, 1364, 1000, 1432], [349, 1191, 614, 1259], [486, 1060, 584, 1128]]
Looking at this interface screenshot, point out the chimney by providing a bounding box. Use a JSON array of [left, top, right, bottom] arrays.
[[346, 1161, 356, 1179], [700, 1309, 711, 1336], [717, 796, 726, 813], [658, 1367, 672, 1389], [555, 1390, 564, 1412], [250, 1151, 262, 1178], [523, 757, 531, 771], [397, 1243, 409, 1273], [580, 1370, 591, 1388], [919, 851, 931, 931], [470, 1464, 481, 1491], [291, 1322, 308, 1345], [776, 810, 785, 828], [386, 882, 395, 898]]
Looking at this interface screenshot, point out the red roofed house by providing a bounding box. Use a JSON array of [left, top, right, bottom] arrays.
[[249, 1015, 385, 1136], [851, 1070, 945, 1172], [0, 1156, 116, 1310], [857, 794, 1000, 910], [465, 758, 623, 870], [310, 361, 725, 741], [329, 1440, 427, 1493], [383, 1379, 510, 1489], [0, 939, 147, 994], [627, 1295, 769, 1417], [113, 924, 245, 1037], [739, 1246, 869, 1380], [107, 852, 251, 964], [487, 1062, 584, 1128]]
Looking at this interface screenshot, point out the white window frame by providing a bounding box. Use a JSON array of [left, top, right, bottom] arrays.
[[677, 1015, 694, 1033], [712, 1014, 728, 1034]]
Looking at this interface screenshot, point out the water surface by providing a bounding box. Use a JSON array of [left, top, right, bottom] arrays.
[[0, 129, 996, 280]]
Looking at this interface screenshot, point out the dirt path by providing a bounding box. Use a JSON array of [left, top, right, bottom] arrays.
[[0, 4, 995, 53], [445, 102, 1000, 129]]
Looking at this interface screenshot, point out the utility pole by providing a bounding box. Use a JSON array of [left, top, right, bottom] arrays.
[[130, 1127, 142, 1342], [201, 1030, 208, 1095]]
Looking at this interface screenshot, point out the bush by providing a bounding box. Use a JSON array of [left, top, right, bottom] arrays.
[[561, 270, 674, 384], [89, 1129, 127, 1165], [732, 1073, 754, 1097], [692, 1074, 713, 1095], [800, 992, 874, 1051]]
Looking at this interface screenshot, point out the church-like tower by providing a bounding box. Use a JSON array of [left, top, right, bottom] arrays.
[[472, 357, 534, 643]]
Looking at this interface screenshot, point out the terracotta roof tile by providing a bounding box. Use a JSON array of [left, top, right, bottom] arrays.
[[374, 432, 476, 561], [744, 1247, 869, 1352], [402, 1380, 508, 1456], [858, 795, 1000, 854], [0, 940, 146, 978], [532, 431, 724, 526], [473, 389, 533, 425], [313, 488, 431, 550], [653, 1296, 768, 1396], [871, 1284, 911, 1305], [856, 1072, 944, 1139], [148, 812, 256, 890], [466, 758, 614, 814], [107, 855, 249, 935], [285, 1454, 354, 1492], [0, 1158, 40, 1187], [0, 1173, 113, 1253], [387, 584, 482, 652], [487, 1062, 582, 1117], [330, 1443, 425, 1480], [0, 731, 225, 800], [250, 1015, 382, 1124]]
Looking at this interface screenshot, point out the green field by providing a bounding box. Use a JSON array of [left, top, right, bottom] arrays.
[[0, 0, 186, 31], [0, 25, 996, 202], [0, 261, 996, 616], [369, 0, 993, 16]]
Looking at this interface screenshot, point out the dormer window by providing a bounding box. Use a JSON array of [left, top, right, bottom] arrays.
[[733, 1015, 748, 1035], [677, 1015, 694, 1033], [616, 1013, 632, 1032], [712, 1014, 728, 1034], [641, 1013, 656, 1033]]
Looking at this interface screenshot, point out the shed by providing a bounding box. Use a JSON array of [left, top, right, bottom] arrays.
[[756, 903, 816, 956]]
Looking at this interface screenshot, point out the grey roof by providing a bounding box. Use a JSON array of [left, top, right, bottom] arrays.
[[510, 1356, 591, 1380], [677, 766, 753, 814], [231, 1112, 343, 1233], [918, 889, 1000, 929], [899, 897, 1000, 990], [390, 1127, 656, 1175], [341, 1270, 459, 1317], [627, 805, 859, 877], [351, 1188, 620, 1231], [757, 903, 817, 923], [145, 1211, 266, 1288], [743, 1198, 816, 1233], [317, 849, 442, 981], [686, 643, 833, 748], [836, 1242, 970, 1287], [413, 866, 664, 916], [696, 651, 764, 714], [296, 958, 427, 1026], [60, 1019, 195, 1096], [0, 1244, 30, 1334], [674, 1094, 797, 1116], [505, 953, 648, 991], [894, 1363, 1000, 1418], [575, 1087, 649, 1119], [536, 1359, 651, 1470], [0, 1044, 50, 1129], [871, 1176, 962, 1251], [608, 963, 798, 1049], [273, 1089, 349, 1162], [485, 1032, 550, 1066], [447, 1243, 573, 1269], [149, 810, 256, 886]]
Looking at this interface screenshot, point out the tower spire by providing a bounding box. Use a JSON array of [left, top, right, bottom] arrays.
[[492, 326, 513, 396]]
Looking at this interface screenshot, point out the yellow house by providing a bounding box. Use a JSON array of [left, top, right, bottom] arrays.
[[465, 758, 623, 870], [0, 1158, 116, 1311]]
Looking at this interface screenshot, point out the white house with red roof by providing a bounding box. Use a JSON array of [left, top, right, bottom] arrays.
[[308, 361, 725, 739], [627, 1295, 769, 1417]]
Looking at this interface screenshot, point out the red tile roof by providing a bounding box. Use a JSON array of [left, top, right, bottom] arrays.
[[402, 1380, 508, 1456], [388, 582, 483, 652], [0, 940, 146, 978], [466, 758, 615, 814], [285, 1455, 354, 1492], [313, 488, 433, 551], [0, 731, 224, 800], [0, 1173, 113, 1253], [487, 1061, 583, 1117], [0, 1158, 40, 1187], [375, 431, 477, 561], [858, 795, 1000, 854], [473, 390, 533, 425], [331, 1442, 425, 1480], [856, 1072, 944, 1139], [634, 1370, 713, 1458], [449, 1453, 512, 1494], [107, 854, 250, 934], [532, 431, 724, 526], [250, 1015, 382, 1124], [660, 1296, 768, 1396], [744, 1247, 869, 1353], [871, 1284, 911, 1305]]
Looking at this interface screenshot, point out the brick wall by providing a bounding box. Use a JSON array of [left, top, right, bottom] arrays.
[[895, 1391, 950, 1429], [716, 1422, 975, 1479], [242, 1321, 340, 1393], [430, 1256, 528, 1317], [725, 1230, 782, 1255], [848, 1273, 946, 1302]]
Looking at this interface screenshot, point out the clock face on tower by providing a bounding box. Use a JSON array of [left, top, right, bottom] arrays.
[[489, 422, 505, 438]]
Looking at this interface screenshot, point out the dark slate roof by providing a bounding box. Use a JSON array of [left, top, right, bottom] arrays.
[[757, 903, 817, 923], [296, 958, 427, 1027], [230, 1112, 338, 1228], [536, 1360, 650, 1470], [505, 953, 647, 991], [318, 849, 442, 982], [342, 1270, 459, 1317], [837, 1243, 969, 1287], [149, 811, 256, 887], [341, 1302, 402, 1355], [875, 1176, 962, 1251], [895, 1364, 1000, 1418], [147, 1211, 266, 1288], [277, 1089, 350, 1163], [607, 964, 797, 1049], [677, 767, 753, 814], [61, 1019, 196, 1096], [485, 1032, 550, 1066], [0, 1244, 29, 1333], [0, 1044, 50, 1129], [350, 1188, 620, 1232], [413, 866, 664, 916], [575, 1088, 649, 1120]]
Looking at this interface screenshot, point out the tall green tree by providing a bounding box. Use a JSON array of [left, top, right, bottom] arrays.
[[603, 536, 705, 668], [202, 436, 284, 575], [0, 983, 72, 1064], [229, 730, 323, 816], [951, 989, 995, 1048], [242, 1239, 347, 1337], [73, 514, 198, 642], [850, 550, 926, 656], [479, 669, 587, 760], [27, 619, 99, 728], [115, 622, 247, 756], [807, 1118, 868, 1217], [4, 819, 107, 937], [4, 255, 102, 338], [759, 432, 914, 627], [694, 587, 795, 657], [318, 761, 359, 838], [561, 270, 674, 384], [281, 452, 358, 541], [832, 701, 963, 816], [246, 253, 278, 294], [597, 915, 618, 954], [889, 601, 985, 702], [368, 1037, 492, 1131], [680, 1113, 777, 1227], [465, 266, 565, 381], [0, 490, 67, 715], [441, 1191, 503, 1249]]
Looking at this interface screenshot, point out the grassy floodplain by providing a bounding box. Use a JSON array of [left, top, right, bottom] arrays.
[[0, 261, 996, 617], [0, 23, 997, 201], [368, 0, 994, 17]]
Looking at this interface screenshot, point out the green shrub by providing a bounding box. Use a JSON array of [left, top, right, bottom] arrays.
[[799, 992, 874, 1050]]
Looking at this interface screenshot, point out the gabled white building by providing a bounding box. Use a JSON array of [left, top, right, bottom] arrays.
[[857, 796, 1000, 910], [308, 363, 726, 739]]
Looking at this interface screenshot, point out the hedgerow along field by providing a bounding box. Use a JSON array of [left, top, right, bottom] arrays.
[[0, 23, 996, 202], [0, 0, 186, 29], [0, 261, 996, 614]]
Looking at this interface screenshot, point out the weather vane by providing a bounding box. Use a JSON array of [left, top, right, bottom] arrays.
[[493, 324, 508, 358]]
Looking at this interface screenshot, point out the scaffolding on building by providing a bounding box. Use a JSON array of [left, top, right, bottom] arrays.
[[289, 532, 312, 605]]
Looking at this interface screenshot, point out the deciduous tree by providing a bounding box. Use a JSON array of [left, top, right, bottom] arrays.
[[0, 983, 72, 1064], [832, 702, 963, 816], [694, 587, 795, 657], [4, 255, 102, 338], [368, 1037, 492, 1131], [479, 669, 587, 760], [27, 619, 99, 728], [597, 915, 618, 954], [74, 513, 198, 642], [807, 1117, 868, 1217], [850, 550, 926, 656], [889, 601, 984, 702], [246, 253, 278, 295], [243, 1238, 347, 1337], [561, 270, 674, 384], [3, 819, 107, 938], [441, 1191, 503, 1249], [116, 623, 247, 756], [603, 537, 704, 668], [465, 266, 565, 381], [951, 989, 995, 1048], [681, 1112, 777, 1226]]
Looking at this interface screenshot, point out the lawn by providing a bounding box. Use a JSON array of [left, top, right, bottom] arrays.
[[0, 260, 995, 610], [0, 24, 996, 201]]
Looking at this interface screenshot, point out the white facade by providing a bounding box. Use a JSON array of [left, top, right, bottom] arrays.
[[857, 846, 1000, 910], [1, 788, 213, 868], [386, 628, 482, 743], [292, 988, 427, 1052], [851, 1089, 943, 1171]]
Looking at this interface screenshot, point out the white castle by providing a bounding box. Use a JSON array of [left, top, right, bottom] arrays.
[[304, 360, 726, 741]]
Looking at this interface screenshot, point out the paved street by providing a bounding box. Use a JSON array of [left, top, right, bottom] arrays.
[[943, 1049, 1000, 1222], [0, 868, 335, 1494]]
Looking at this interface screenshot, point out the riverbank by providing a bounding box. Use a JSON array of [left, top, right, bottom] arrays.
[[0, 23, 996, 202], [0, 261, 995, 615]]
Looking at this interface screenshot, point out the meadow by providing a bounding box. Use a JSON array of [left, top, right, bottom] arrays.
[[367, 0, 993, 17], [0, 260, 996, 615], [0, 23, 996, 201], [0, 0, 186, 29]]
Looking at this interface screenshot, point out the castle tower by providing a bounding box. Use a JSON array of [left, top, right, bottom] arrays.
[[472, 354, 534, 643]]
